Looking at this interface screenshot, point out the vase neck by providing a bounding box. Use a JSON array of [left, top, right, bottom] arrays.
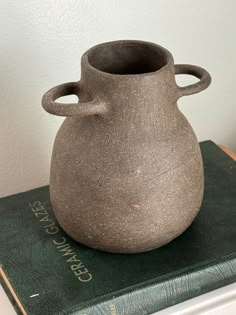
[[81, 59, 178, 117]]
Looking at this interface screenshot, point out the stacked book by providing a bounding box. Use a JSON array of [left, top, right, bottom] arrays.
[[0, 141, 236, 315]]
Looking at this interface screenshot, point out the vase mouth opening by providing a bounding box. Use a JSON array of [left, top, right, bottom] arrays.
[[84, 40, 172, 77]]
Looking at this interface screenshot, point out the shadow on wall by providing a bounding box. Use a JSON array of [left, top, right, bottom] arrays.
[[0, 52, 54, 198], [0, 4, 63, 197]]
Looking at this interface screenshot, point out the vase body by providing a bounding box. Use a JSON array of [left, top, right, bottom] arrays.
[[42, 40, 211, 253]]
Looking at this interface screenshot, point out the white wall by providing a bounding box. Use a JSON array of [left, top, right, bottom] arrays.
[[0, 0, 235, 197]]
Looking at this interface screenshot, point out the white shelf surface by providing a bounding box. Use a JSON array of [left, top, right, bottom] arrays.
[[155, 283, 236, 315]]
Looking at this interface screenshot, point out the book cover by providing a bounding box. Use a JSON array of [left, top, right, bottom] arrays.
[[0, 140, 236, 315]]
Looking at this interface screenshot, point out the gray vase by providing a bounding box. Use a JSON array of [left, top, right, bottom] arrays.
[[42, 40, 211, 253]]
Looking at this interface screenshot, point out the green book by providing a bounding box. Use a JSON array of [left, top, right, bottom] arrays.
[[0, 140, 236, 315]]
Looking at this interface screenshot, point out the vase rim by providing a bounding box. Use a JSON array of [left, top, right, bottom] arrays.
[[82, 40, 173, 78]]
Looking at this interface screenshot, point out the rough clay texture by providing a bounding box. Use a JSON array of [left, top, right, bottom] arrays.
[[42, 40, 211, 253]]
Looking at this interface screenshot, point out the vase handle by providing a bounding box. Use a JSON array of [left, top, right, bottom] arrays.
[[42, 81, 108, 117], [175, 64, 211, 98]]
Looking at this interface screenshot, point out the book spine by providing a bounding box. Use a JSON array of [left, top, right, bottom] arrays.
[[72, 257, 236, 315]]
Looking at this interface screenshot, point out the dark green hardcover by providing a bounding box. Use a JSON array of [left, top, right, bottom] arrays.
[[0, 141, 236, 315]]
